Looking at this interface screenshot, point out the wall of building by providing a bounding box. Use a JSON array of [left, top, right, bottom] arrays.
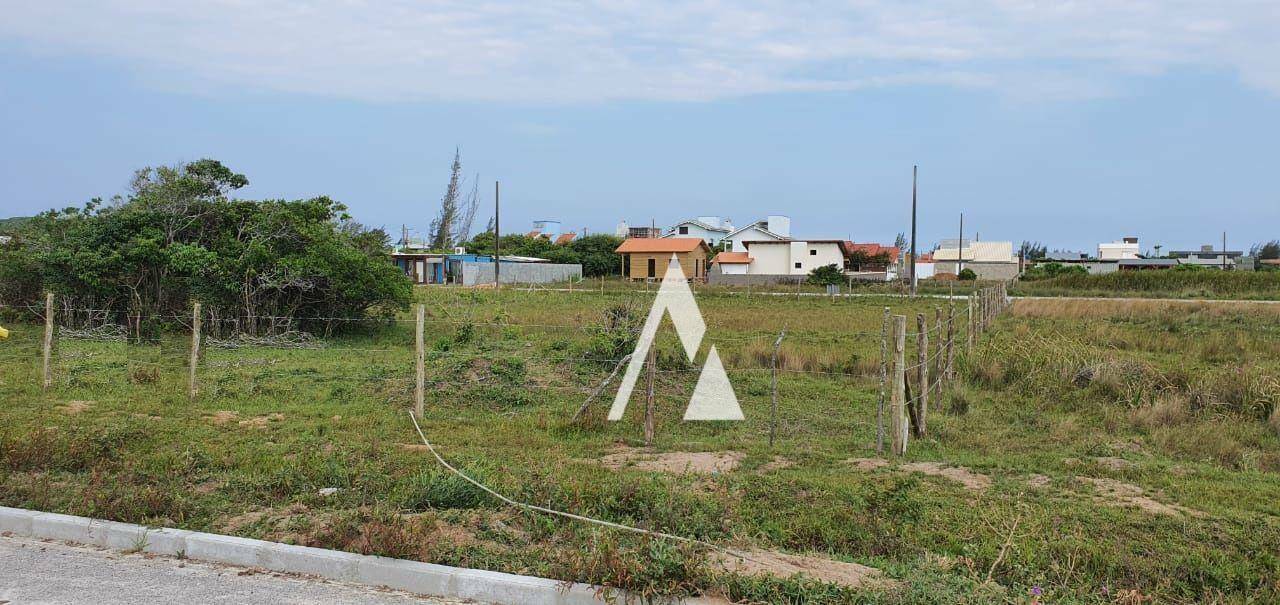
[[624, 252, 704, 280], [715, 263, 749, 275], [935, 261, 1020, 281], [745, 241, 844, 275], [708, 273, 808, 286], [460, 262, 582, 286]]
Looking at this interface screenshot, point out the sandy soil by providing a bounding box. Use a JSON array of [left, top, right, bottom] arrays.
[[594, 447, 745, 474], [711, 549, 892, 590], [900, 461, 992, 491], [1077, 476, 1201, 517], [56, 400, 94, 415]]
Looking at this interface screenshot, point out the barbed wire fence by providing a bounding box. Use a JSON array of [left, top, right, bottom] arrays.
[[1, 281, 1011, 456]]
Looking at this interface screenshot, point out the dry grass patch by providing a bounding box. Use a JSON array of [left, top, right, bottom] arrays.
[[55, 400, 93, 415]]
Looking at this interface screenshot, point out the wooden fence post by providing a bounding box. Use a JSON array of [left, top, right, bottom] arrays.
[[188, 301, 202, 399], [967, 295, 975, 354], [915, 313, 929, 438], [876, 307, 889, 454], [414, 304, 425, 419], [41, 291, 54, 390], [890, 315, 908, 456], [644, 342, 657, 446]]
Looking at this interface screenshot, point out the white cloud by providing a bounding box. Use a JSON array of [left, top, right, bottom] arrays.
[[0, 1, 1277, 102]]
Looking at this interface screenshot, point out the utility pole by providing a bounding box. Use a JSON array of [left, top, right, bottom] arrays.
[[1222, 231, 1227, 271], [494, 181, 501, 288], [910, 165, 918, 297], [957, 213, 965, 276]]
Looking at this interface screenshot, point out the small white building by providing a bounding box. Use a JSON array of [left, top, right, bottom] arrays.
[[725, 216, 790, 252], [1099, 237, 1140, 261], [710, 251, 751, 274], [743, 240, 848, 275], [664, 216, 734, 247]]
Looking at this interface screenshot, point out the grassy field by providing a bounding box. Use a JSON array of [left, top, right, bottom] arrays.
[[1, 287, 1278, 603], [1011, 270, 1280, 301]]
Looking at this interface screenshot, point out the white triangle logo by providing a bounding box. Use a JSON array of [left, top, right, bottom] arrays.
[[608, 254, 744, 422], [684, 346, 743, 420]]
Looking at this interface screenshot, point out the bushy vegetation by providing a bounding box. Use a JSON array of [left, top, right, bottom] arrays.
[[1012, 268, 1280, 299], [1020, 261, 1087, 281], [806, 263, 844, 286], [459, 232, 623, 277], [0, 160, 411, 334]]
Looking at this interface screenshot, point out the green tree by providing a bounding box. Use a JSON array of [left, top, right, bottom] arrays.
[[0, 160, 410, 335], [958, 268, 977, 281], [807, 264, 844, 286]]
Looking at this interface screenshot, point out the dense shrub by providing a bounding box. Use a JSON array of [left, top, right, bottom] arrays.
[[0, 159, 411, 334]]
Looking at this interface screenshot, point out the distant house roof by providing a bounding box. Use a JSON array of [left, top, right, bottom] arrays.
[[554, 232, 576, 245], [845, 242, 900, 263], [668, 218, 732, 234], [1043, 251, 1092, 262], [917, 252, 934, 263], [743, 239, 855, 256], [711, 251, 751, 264], [615, 237, 709, 253], [526, 230, 543, 238], [727, 221, 787, 241], [934, 241, 1016, 263]]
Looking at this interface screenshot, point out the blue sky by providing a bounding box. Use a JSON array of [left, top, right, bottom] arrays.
[[1, 2, 1278, 253]]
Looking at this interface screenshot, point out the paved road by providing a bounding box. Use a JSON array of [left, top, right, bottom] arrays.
[[0, 534, 473, 604]]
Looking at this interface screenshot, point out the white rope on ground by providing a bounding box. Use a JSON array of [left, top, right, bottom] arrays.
[[406, 411, 762, 563]]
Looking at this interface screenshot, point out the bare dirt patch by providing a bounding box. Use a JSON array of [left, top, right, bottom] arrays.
[[207, 410, 239, 425], [845, 457, 889, 471], [901, 461, 991, 491], [56, 401, 94, 415], [1026, 474, 1051, 488], [594, 447, 744, 474], [1078, 477, 1201, 517], [711, 549, 893, 590]]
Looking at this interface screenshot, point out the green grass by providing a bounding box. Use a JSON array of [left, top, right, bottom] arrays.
[[1011, 270, 1280, 300], [0, 288, 1277, 603]]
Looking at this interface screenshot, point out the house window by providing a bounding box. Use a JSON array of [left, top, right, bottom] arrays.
[[809, 249, 817, 255], [679, 226, 689, 235], [794, 262, 802, 269], [648, 258, 657, 278]]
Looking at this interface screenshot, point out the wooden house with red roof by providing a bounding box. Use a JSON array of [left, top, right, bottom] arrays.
[[615, 237, 710, 281]]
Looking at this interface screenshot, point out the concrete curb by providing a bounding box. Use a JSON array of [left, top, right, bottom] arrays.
[[0, 506, 642, 605]]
